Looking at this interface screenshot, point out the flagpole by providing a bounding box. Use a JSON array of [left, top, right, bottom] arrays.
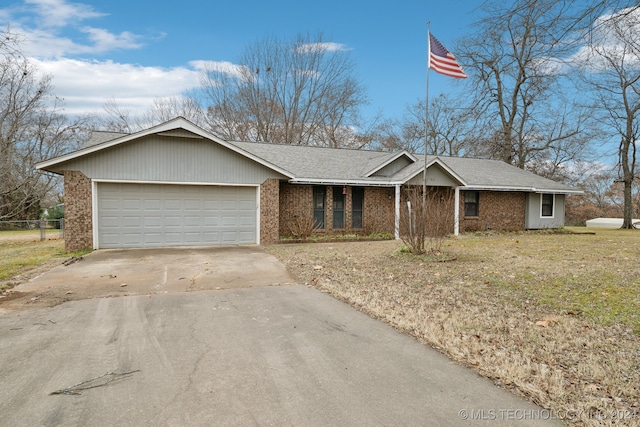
[[423, 21, 430, 206]]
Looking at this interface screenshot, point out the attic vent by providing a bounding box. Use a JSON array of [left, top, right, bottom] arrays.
[[157, 130, 203, 139]]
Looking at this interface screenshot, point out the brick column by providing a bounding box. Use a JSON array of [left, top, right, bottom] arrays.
[[260, 179, 280, 244], [64, 171, 93, 252]]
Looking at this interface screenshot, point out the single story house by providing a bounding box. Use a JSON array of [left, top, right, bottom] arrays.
[[36, 117, 582, 251]]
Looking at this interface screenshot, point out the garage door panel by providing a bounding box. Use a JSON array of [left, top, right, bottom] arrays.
[[143, 199, 162, 210], [97, 183, 257, 248]]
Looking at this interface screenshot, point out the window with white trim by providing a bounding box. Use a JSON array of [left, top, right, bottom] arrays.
[[541, 194, 554, 217]]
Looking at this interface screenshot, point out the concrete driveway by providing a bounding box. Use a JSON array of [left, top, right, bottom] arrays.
[[0, 247, 562, 426], [1, 246, 296, 310]]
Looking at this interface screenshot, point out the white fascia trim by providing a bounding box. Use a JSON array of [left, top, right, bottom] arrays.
[[463, 185, 583, 195], [364, 150, 418, 177], [255, 186, 261, 245], [93, 179, 261, 187], [289, 178, 404, 187], [394, 185, 401, 240], [533, 189, 584, 195], [402, 157, 467, 186], [35, 117, 295, 179], [91, 180, 99, 250]]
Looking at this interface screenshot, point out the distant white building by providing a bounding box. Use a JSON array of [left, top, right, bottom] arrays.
[[586, 218, 640, 229]]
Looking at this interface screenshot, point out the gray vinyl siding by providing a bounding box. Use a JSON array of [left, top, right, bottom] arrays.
[[53, 135, 286, 184], [407, 163, 458, 187], [371, 156, 413, 177], [525, 193, 565, 229]]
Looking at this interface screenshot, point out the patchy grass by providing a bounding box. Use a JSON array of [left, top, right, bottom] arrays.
[[0, 239, 66, 289], [268, 227, 640, 426]]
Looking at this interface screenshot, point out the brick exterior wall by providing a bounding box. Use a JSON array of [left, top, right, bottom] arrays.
[[363, 187, 395, 235], [64, 170, 93, 252], [62, 173, 527, 250], [260, 179, 280, 244], [279, 183, 313, 237], [279, 184, 396, 238], [459, 191, 525, 232]]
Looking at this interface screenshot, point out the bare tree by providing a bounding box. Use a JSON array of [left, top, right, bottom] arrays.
[[141, 95, 206, 128], [89, 97, 139, 133], [391, 95, 480, 156], [577, 6, 640, 228], [400, 186, 455, 255], [0, 30, 86, 220], [200, 33, 368, 147], [456, 0, 596, 170]]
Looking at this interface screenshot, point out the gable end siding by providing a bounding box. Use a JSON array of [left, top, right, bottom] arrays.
[[53, 135, 286, 184], [371, 157, 413, 177], [407, 164, 459, 187]]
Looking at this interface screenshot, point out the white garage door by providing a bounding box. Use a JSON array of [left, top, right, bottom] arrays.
[[97, 183, 257, 248]]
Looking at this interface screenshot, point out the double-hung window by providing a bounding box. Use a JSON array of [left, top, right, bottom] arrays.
[[352, 187, 364, 229], [541, 194, 554, 217], [332, 187, 345, 229], [464, 191, 479, 217], [313, 186, 326, 228]]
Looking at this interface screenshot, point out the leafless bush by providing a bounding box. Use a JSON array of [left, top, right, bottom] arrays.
[[400, 186, 455, 254], [283, 213, 320, 240]]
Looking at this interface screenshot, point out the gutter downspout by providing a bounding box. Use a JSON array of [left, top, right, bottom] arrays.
[[395, 184, 401, 240]]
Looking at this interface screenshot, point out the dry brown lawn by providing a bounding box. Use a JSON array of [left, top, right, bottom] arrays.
[[267, 229, 640, 426]]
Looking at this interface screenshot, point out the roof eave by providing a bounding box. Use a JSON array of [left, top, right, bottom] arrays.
[[289, 178, 403, 187], [462, 185, 584, 194], [35, 117, 295, 179]]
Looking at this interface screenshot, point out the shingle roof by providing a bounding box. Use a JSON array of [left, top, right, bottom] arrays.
[[435, 156, 575, 192], [228, 140, 400, 182], [37, 117, 579, 194], [85, 131, 129, 147], [228, 140, 579, 193]]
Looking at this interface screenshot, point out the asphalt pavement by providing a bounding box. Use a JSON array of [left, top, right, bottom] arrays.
[[0, 284, 562, 426]]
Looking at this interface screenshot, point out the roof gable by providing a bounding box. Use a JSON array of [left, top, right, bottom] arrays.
[[365, 151, 417, 177], [36, 117, 294, 179]]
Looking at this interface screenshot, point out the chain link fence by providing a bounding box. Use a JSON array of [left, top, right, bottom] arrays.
[[0, 219, 64, 241]]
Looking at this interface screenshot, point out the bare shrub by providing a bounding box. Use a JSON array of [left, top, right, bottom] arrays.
[[283, 213, 319, 240], [400, 186, 455, 254]]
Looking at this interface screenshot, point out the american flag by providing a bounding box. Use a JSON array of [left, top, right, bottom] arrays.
[[429, 33, 467, 79]]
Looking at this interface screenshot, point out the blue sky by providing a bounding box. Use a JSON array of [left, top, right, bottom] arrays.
[[0, 0, 478, 121]]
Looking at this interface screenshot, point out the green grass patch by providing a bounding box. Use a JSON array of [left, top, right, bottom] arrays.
[[0, 239, 66, 287], [455, 227, 640, 334]]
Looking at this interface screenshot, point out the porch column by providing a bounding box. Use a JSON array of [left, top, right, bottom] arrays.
[[454, 186, 460, 236], [394, 184, 401, 240]]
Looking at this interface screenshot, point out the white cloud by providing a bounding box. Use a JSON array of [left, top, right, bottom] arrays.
[[0, 0, 184, 116], [295, 42, 348, 54], [25, 0, 104, 29], [190, 60, 247, 80], [33, 58, 202, 115], [79, 27, 142, 52], [568, 6, 640, 72], [0, 0, 143, 57]]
